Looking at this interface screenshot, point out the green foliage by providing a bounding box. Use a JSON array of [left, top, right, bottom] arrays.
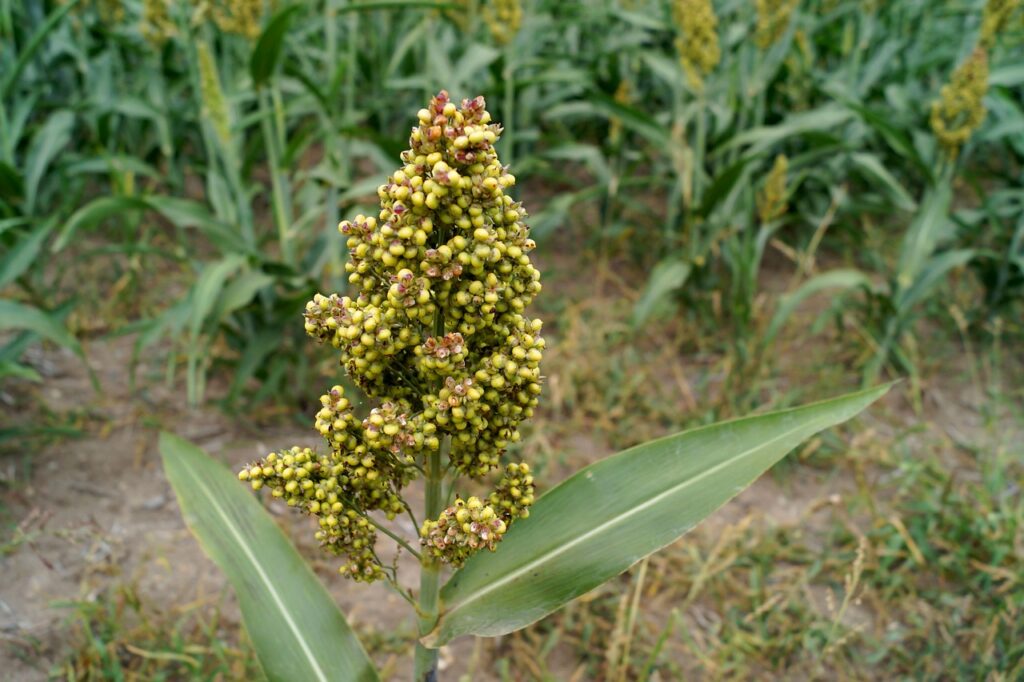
[[426, 384, 890, 646], [163, 383, 886, 679], [159, 432, 379, 682], [4, 0, 1018, 408]]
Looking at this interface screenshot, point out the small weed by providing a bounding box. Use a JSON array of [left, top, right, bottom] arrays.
[[52, 585, 261, 681]]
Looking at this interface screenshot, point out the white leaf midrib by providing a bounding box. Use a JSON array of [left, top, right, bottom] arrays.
[[182, 460, 330, 682], [441, 414, 833, 622]]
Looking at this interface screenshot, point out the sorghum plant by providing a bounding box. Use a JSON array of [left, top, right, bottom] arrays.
[[755, 0, 799, 49], [162, 92, 889, 682], [980, 0, 1022, 47], [240, 90, 542, 583], [141, 0, 176, 45], [929, 48, 989, 158], [757, 154, 790, 225], [484, 0, 523, 46], [672, 0, 720, 90]]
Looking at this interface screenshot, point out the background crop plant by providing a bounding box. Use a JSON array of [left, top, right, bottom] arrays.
[[755, 0, 800, 49], [484, 0, 523, 46], [980, 0, 1022, 47], [161, 90, 890, 682], [930, 48, 989, 159], [673, 0, 720, 91]]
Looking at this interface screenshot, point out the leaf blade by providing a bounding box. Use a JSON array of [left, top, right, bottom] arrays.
[[159, 433, 379, 682], [250, 5, 302, 88], [426, 385, 891, 646], [0, 299, 84, 358]]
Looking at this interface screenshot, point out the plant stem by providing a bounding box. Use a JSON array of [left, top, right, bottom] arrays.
[[693, 89, 707, 204], [413, 437, 447, 681], [502, 42, 515, 166], [259, 87, 294, 264]]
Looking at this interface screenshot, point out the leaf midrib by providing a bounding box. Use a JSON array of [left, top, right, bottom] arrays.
[[440, 414, 826, 620], [178, 456, 330, 682]]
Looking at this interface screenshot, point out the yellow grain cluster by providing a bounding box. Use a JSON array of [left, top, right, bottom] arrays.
[[672, 0, 721, 91], [755, 0, 799, 49], [930, 48, 989, 155], [197, 42, 232, 146], [757, 155, 789, 224], [484, 0, 523, 46], [980, 0, 1022, 46], [141, 0, 176, 46]]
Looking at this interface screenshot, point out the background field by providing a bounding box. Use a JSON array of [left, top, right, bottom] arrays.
[[1, 0, 1022, 680]]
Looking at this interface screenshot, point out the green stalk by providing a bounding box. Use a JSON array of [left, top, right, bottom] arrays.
[[185, 31, 255, 247], [341, 2, 357, 189], [415, 305, 450, 680], [222, 139, 256, 249], [692, 89, 707, 204], [325, 0, 337, 79], [665, 82, 686, 255], [502, 44, 515, 166], [259, 87, 294, 264], [413, 437, 446, 681], [0, 100, 11, 162]]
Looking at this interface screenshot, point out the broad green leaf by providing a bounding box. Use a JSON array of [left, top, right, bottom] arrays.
[[0, 218, 29, 238], [632, 259, 691, 327], [64, 155, 160, 180], [336, 0, 459, 11], [527, 192, 580, 241], [0, 219, 55, 288], [896, 180, 953, 290], [612, 7, 668, 30], [54, 195, 149, 252], [715, 105, 852, 159], [840, 99, 930, 179], [764, 270, 873, 346], [103, 97, 173, 157], [24, 110, 74, 214], [896, 249, 974, 312], [251, 5, 302, 88], [211, 269, 275, 324], [979, 117, 1024, 144], [146, 196, 254, 256], [425, 384, 891, 646], [640, 52, 684, 91], [54, 195, 250, 256], [0, 300, 74, 363], [990, 63, 1024, 88], [188, 255, 247, 338], [697, 157, 750, 218], [0, 360, 42, 382], [224, 329, 281, 406], [0, 299, 96, 390], [587, 94, 674, 151], [545, 98, 675, 153], [0, 299, 84, 359], [451, 44, 501, 92], [543, 144, 612, 186], [0, 0, 83, 99], [0, 161, 24, 204], [159, 433, 378, 682], [848, 152, 916, 212], [857, 38, 905, 95]]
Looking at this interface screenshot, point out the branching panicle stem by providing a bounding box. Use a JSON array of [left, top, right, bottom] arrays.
[[414, 437, 447, 681]]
